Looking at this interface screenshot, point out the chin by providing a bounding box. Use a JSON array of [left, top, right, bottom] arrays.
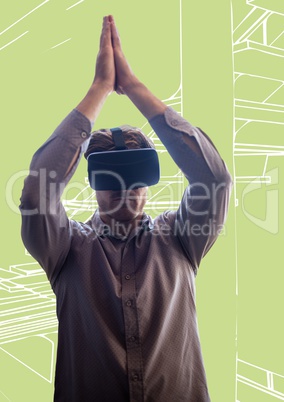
[[113, 214, 138, 223], [111, 209, 140, 222]]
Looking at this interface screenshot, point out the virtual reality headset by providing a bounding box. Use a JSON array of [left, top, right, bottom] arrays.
[[87, 127, 160, 191]]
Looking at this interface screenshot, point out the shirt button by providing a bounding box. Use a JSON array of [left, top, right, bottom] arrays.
[[128, 336, 136, 342], [81, 131, 87, 138], [132, 374, 139, 382], [171, 119, 179, 126], [125, 299, 132, 307], [125, 274, 131, 280]]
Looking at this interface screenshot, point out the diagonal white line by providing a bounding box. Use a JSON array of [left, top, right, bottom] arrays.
[[0, 346, 53, 383], [0, 0, 49, 37], [234, 71, 284, 84], [235, 98, 284, 108], [0, 31, 29, 52], [66, 0, 84, 11], [0, 389, 11, 402], [233, 6, 256, 33], [246, 5, 284, 19], [50, 38, 71, 50], [237, 376, 284, 400], [236, 117, 284, 125], [270, 30, 284, 47], [238, 359, 284, 378], [236, 104, 284, 113], [262, 83, 284, 104], [234, 9, 271, 43]]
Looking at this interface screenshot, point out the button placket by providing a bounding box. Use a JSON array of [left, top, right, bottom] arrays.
[[120, 240, 144, 401]]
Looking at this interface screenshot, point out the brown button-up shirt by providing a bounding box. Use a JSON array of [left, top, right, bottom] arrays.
[[20, 108, 232, 402]]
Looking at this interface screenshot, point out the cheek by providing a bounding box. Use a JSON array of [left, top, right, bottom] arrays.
[[95, 192, 112, 211], [137, 191, 148, 208], [98, 200, 109, 212]]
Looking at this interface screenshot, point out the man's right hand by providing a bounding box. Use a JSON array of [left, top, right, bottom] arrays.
[[93, 15, 115, 95], [76, 15, 115, 123]]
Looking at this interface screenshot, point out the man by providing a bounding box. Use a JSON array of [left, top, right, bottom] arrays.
[[20, 15, 232, 402]]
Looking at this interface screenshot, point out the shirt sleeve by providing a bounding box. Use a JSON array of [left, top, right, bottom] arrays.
[[19, 109, 92, 286], [149, 107, 233, 273]]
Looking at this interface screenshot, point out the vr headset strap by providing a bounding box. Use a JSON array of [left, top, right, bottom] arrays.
[[110, 127, 127, 150]]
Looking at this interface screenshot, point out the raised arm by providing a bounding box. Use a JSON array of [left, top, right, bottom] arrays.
[[76, 15, 115, 122], [110, 16, 232, 271], [109, 16, 203, 158], [19, 16, 115, 286]]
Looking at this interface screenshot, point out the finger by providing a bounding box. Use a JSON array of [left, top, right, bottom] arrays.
[[99, 17, 106, 48], [100, 16, 111, 49], [110, 18, 121, 49]]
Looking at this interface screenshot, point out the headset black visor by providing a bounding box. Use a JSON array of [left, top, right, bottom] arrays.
[[87, 128, 160, 191]]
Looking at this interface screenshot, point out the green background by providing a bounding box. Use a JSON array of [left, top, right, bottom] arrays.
[[1, 1, 283, 401]]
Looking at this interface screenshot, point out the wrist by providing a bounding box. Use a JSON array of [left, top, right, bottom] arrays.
[[123, 80, 167, 120], [120, 76, 141, 96], [76, 81, 112, 124], [91, 79, 114, 97]]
